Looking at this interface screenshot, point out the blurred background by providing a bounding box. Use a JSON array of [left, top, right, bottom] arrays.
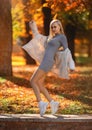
[[0, 0, 92, 114], [0, 0, 92, 76]]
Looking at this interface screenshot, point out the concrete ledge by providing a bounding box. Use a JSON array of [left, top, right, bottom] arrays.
[[0, 114, 92, 130]]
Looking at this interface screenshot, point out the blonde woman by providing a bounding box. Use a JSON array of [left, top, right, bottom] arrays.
[[23, 19, 75, 116]]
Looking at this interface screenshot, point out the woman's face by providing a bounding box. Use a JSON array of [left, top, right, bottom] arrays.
[[51, 22, 61, 36]]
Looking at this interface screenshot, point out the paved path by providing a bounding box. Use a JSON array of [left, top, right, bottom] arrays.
[[0, 114, 92, 122], [0, 114, 92, 130]]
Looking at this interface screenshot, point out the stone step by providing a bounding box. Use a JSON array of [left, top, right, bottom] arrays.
[[0, 114, 92, 130]]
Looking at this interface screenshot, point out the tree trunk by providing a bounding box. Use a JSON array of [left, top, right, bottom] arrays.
[[65, 23, 76, 61], [42, 7, 52, 36], [87, 29, 92, 57], [88, 8, 92, 57], [0, 0, 12, 76], [41, 0, 52, 36]]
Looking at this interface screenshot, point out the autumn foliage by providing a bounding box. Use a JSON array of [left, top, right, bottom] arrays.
[[0, 0, 91, 114], [0, 61, 92, 114]]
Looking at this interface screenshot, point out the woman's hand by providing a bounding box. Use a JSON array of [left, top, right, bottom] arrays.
[[29, 20, 39, 36], [29, 20, 35, 28]]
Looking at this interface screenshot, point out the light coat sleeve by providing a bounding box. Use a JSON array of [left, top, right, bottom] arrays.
[[51, 48, 75, 79], [22, 21, 47, 63]]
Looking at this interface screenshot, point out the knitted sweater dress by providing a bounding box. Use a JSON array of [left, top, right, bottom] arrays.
[[39, 34, 68, 72]]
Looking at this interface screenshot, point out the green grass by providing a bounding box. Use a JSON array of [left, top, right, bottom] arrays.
[[60, 101, 91, 114], [76, 56, 92, 65], [0, 77, 6, 83]]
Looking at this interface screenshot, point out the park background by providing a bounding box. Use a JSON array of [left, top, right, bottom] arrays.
[[0, 0, 92, 114]]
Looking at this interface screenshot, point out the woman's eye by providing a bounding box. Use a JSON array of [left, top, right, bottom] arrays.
[[51, 26, 57, 29]]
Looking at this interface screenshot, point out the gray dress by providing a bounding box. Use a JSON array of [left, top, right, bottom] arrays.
[[39, 34, 68, 72]]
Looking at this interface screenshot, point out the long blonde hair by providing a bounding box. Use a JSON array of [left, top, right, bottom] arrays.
[[48, 19, 64, 40]]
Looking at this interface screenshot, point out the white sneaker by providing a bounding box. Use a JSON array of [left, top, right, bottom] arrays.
[[38, 101, 48, 116], [50, 100, 59, 115]]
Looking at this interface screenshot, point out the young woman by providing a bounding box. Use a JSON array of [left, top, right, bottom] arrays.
[[22, 19, 75, 116]]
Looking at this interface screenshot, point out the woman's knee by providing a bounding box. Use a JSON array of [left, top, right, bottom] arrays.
[[30, 69, 45, 86], [30, 77, 36, 87]]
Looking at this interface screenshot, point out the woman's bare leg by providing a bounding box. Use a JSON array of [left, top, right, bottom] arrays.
[[30, 68, 47, 102], [30, 68, 59, 115], [30, 68, 52, 116], [37, 76, 53, 102], [37, 75, 59, 115]]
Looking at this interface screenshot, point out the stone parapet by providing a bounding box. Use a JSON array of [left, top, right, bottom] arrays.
[[0, 114, 92, 130]]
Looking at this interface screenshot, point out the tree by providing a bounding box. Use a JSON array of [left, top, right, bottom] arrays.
[[65, 16, 76, 61], [0, 0, 12, 76], [12, 0, 92, 61], [41, 0, 52, 35], [85, 0, 92, 57], [45, 0, 92, 60]]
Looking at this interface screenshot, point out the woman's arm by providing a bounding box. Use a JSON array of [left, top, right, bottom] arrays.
[[29, 20, 48, 48], [29, 20, 39, 37]]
